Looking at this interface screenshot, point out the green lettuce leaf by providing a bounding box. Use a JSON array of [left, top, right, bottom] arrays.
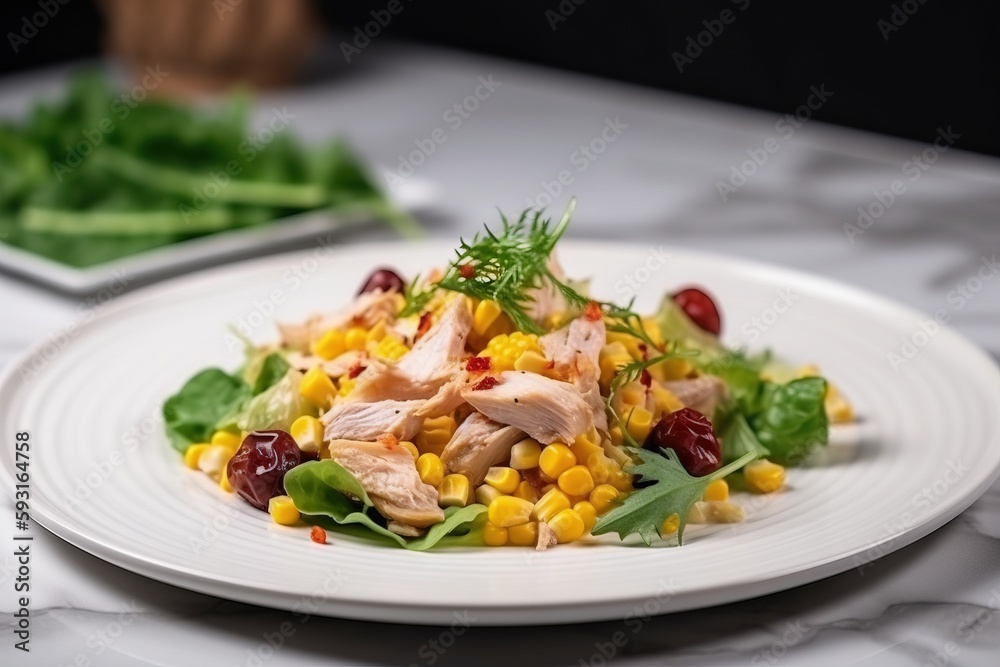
[[284, 460, 487, 550], [750, 377, 829, 464], [249, 352, 291, 395], [162, 369, 250, 452], [236, 368, 316, 432]]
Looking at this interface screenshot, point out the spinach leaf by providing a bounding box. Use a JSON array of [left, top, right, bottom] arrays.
[[162, 369, 250, 452], [750, 377, 829, 464]]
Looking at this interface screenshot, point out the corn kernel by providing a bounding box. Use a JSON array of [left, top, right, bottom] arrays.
[[184, 444, 209, 470], [219, 466, 233, 493], [373, 335, 408, 361], [488, 496, 534, 527], [624, 406, 654, 443], [210, 430, 241, 451], [337, 377, 356, 397], [198, 444, 232, 481], [415, 428, 452, 456], [310, 329, 346, 360], [289, 415, 324, 454], [702, 479, 729, 502], [344, 327, 368, 351], [481, 332, 542, 372], [513, 350, 550, 374], [365, 321, 388, 345], [399, 441, 419, 460], [472, 299, 503, 336], [424, 414, 457, 434], [589, 484, 621, 514], [599, 342, 632, 386], [508, 521, 539, 546], [650, 384, 685, 416], [651, 357, 693, 382], [548, 509, 585, 543], [268, 495, 300, 526], [660, 513, 680, 536], [300, 366, 337, 408], [475, 484, 505, 506], [484, 467, 520, 494], [513, 480, 539, 504], [533, 487, 571, 522], [417, 453, 445, 487], [608, 466, 633, 492], [509, 438, 542, 469], [586, 452, 610, 484], [609, 426, 624, 447], [620, 381, 647, 407], [557, 465, 595, 497], [745, 460, 786, 494], [539, 443, 576, 478], [570, 433, 602, 464], [438, 474, 471, 507], [540, 483, 558, 495], [825, 390, 854, 424], [482, 521, 508, 546], [574, 501, 597, 532]]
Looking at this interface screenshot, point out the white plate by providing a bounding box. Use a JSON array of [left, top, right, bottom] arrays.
[[2, 241, 999, 625]]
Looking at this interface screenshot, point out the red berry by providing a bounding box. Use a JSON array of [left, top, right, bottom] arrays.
[[644, 408, 722, 477], [672, 287, 722, 336], [227, 430, 303, 510], [358, 268, 405, 295]]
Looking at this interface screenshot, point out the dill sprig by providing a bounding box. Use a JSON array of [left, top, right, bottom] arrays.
[[399, 274, 436, 317]]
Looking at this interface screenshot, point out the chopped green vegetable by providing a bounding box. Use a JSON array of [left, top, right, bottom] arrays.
[[162, 369, 250, 452], [236, 368, 316, 433], [284, 460, 488, 550], [248, 352, 291, 395], [593, 448, 757, 545], [751, 377, 829, 464], [719, 412, 770, 463]]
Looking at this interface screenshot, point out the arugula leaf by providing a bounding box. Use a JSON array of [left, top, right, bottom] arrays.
[[236, 368, 316, 432], [751, 377, 828, 464], [283, 460, 488, 549], [592, 448, 757, 546], [162, 369, 250, 452]]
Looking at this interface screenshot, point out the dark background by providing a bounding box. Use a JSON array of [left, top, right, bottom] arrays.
[[2, 1, 998, 157]]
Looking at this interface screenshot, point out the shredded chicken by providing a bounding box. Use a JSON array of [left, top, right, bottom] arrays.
[[440, 412, 525, 485], [278, 290, 399, 349], [540, 315, 608, 435], [327, 438, 444, 527], [417, 370, 474, 419], [286, 350, 368, 378], [663, 376, 728, 418], [526, 255, 571, 326], [462, 371, 594, 445], [387, 521, 426, 537], [321, 400, 427, 442], [535, 522, 558, 551]]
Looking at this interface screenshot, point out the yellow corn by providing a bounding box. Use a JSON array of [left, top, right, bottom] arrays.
[[509, 438, 542, 469], [650, 384, 685, 416], [484, 467, 520, 494], [268, 495, 300, 526], [300, 366, 337, 408], [533, 487, 571, 522], [540, 483, 558, 496], [416, 453, 445, 487], [513, 480, 540, 504], [488, 496, 534, 528], [365, 321, 388, 345], [475, 484, 505, 507], [649, 357, 693, 382], [438, 474, 471, 507], [480, 332, 542, 372], [570, 433, 603, 465], [599, 342, 633, 386], [289, 415, 324, 454], [513, 350, 550, 374], [373, 335, 408, 361], [472, 299, 503, 336], [557, 465, 595, 497], [608, 465, 633, 492], [184, 444, 210, 470], [574, 500, 597, 533], [620, 381, 647, 407], [398, 440, 419, 460], [625, 406, 655, 443], [539, 443, 576, 478], [482, 521, 509, 546], [415, 428, 452, 456], [548, 508, 585, 543], [660, 513, 680, 536], [586, 452, 610, 484], [210, 430, 242, 451], [745, 460, 786, 494], [219, 466, 233, 493], [508, 521, 539, 546], [589, 484, 621, 514], [702, 479, 729, 502], [310, 329, 346, 360], [344, 327, 368, 351], [609, 426, 624, 448], [337, 377, 356, 397], [197, 444, 233, 481]]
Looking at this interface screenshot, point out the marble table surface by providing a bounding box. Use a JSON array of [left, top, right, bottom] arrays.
[[2, 42, 1000, 666]]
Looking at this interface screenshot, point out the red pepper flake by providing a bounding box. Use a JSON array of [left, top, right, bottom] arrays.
[[459, 264, 476, 280], [641, 369, 653, 388], [472, 376, 499, 391], [545, 360, 556, 370], [638, 342, 648, 359], [584, 301, 602, 321], [310, 526, 327, 545], [416, 311, 433, 340], [348, 363, 367, 379], [466, 356, 492, 372]]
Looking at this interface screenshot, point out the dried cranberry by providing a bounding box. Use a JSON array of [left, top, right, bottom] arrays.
[[472, 376, 499, 391], [227, 430, 302, 510], [644, 408, 721, 477], [672, 287, 722, 336], [348, 363, 366, 379], [466, 356, 491, 372], [358, 268, 405, 295]]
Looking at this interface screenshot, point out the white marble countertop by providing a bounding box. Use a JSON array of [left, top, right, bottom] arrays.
[[2, 42, 1000, 666]]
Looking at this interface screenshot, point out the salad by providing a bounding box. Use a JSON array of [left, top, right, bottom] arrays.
[[164, 201, 853, 550]]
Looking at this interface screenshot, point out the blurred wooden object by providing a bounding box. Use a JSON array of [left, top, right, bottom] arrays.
[[99, 0, 320, 97]]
